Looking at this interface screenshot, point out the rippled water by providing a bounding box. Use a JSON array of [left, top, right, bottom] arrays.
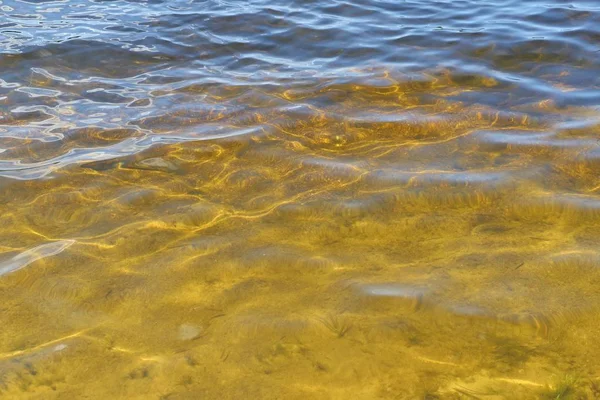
[[2, 0, 600, 398]]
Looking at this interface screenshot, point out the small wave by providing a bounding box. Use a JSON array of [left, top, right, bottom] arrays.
[[0, 240, 74, 277]]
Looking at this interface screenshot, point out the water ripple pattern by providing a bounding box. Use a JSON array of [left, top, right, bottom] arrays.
[[2, 0, 600, 398], [0, 0, 598, 178]]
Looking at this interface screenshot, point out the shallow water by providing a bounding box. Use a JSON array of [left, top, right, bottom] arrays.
[[1, 0, 600, 398]]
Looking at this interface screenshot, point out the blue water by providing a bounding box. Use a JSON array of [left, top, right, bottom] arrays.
[[1, 0, 600, 179]]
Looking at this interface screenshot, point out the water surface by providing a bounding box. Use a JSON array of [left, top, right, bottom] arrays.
[[1, 0, 600, 398]]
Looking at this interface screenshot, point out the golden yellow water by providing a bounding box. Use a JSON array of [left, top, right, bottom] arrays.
[[3, 0, 600, 397], [2, 78, 600, 398]]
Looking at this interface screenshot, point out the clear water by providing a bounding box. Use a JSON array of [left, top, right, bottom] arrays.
[[1, 0, 600, 398]]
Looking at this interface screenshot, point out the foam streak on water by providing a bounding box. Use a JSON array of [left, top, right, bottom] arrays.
[[1, 0, 600, 398]]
